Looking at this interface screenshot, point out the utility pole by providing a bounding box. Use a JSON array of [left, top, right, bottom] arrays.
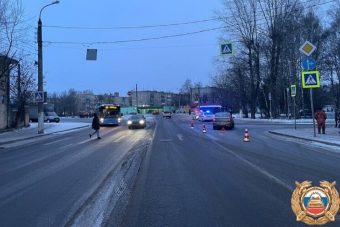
[[135, 84, 138, 109], [37, 17, 44, 134], [37, 1, 60, 134]]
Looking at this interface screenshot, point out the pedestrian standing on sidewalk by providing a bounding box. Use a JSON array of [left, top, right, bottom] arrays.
[[315, 108, 327, 134], [89, 113, 101, 139]]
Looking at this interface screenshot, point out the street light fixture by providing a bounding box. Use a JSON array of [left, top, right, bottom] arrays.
[[37, 0, 60, 134]]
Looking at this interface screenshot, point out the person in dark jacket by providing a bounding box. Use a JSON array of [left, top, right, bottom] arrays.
[[315, 109, 327, 134], [89, 113, 101, 139]]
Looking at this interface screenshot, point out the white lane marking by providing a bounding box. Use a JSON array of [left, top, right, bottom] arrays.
[[160, 139, 172, 142], [59, 143, 74, 149], [78, 139, 91, 145], [113, 135, 127, 143], [205, 133, 218, 141], [177, 134, 184, 141], [44, 137, 71, 145], [213, 140, 293, 191]]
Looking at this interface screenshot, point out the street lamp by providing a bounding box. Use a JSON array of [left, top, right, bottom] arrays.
[[37, 0, 59, 134]]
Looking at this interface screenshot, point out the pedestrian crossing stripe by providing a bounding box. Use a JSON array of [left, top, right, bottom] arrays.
[[301, 70, 320, 88]]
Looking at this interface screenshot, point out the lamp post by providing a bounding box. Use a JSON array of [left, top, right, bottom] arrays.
[[37, 0, 60, 134]]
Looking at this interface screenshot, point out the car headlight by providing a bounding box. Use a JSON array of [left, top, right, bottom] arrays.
[[100, 118, 104, 123], [118, 118, 121, 123], [139, 119, 145, 125], [127, 120, 132, 125]]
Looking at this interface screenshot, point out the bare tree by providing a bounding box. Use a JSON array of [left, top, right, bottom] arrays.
[[0, 0, 24, 80], [10, 59, 36, 127]]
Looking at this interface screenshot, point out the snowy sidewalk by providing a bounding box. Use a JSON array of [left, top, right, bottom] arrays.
[[0, 122, 90, 145], [269, 127, 340, 147]]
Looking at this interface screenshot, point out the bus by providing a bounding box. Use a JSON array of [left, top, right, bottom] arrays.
[[96, 104, 121, 126]]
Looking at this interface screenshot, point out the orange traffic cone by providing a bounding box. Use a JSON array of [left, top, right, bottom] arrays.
[[243, 129, 250, 142], [191, 121, 194, 129], [221, 126, 225, 132], [202, 124, 207, 133]]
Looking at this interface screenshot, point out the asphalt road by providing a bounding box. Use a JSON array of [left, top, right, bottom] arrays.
[[123, 115, 340, 227], [0, 118, 155, 227], [1, 115, 340, 227]]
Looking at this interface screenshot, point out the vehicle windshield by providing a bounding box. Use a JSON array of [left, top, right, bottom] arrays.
[[45, 112, 58, 116], [215, 112, 231, 117], [130, 115, 143, 120]]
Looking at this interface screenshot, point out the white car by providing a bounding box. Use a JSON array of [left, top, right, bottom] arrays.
[[198, 112, 214, 121], [162, 111, 172, 118]]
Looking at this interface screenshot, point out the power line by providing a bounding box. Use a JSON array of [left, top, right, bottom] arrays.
[[40, 0, 336, 47], [40, 0, 329, 31], [44, 27, 224, 45], [43, 18, 219, 30]]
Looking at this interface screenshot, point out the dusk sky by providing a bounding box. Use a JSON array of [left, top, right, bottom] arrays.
[[21, 0, 335, 96], [22, 0, 225, 96]]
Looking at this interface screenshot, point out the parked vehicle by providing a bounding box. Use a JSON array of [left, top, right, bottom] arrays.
[[44, 112, 60, 123], [28, 104, 60, 123], [213, 112, 234, 130], [79, 111, 90, 118]]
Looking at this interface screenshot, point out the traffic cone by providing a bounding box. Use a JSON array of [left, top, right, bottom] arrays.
[[243, 129, 250, 142], [202, 124, 207, 133], [221, 126, 225, 132], [191, 121, 194, 129]]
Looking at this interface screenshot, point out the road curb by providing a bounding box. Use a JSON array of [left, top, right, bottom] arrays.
[[0, 125, 90, 146], [268, 130, 340, 147]]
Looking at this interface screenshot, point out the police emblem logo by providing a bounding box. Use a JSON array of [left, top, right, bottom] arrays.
[[291, 181, 340, 225]]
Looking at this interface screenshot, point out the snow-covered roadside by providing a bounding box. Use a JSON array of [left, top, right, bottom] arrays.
[[269, 127, 340, 147], [234, 116, 335, 124], [26, 122, 90, 133], [0, 122, 90, 145], [43, 122, 90, 133]]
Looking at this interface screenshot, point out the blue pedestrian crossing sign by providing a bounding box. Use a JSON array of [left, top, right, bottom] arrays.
[[301, 71, 320, 88], [34, 91, 44, 102], [221, 43, 233, 55]]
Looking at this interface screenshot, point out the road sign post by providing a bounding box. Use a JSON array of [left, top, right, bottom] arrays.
[[293, 97, 296, 130], [310, 89, 316, 137], [269, 92, 272, 120], [286, 88, 291, 119], [291, 85, 297, 129], [300, 41, 318, 137], [301, 70, 320, 137]]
